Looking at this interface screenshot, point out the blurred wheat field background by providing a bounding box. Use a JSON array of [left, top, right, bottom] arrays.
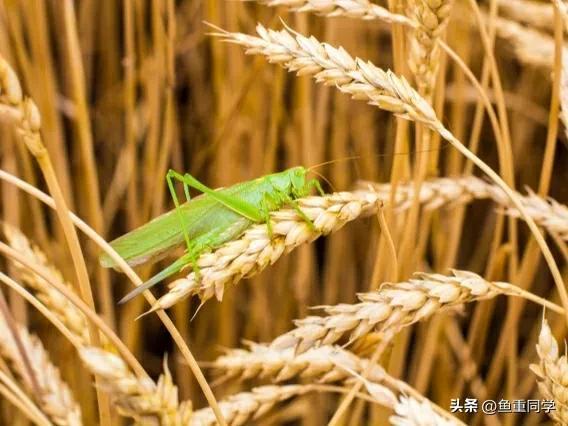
[[0, 0, 567, 424]]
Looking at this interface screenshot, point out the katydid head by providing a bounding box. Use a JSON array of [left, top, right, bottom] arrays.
[[289, 166, 309, 196]]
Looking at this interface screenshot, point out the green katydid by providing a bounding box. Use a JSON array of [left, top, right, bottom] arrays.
[[100, 167, 325, 303]]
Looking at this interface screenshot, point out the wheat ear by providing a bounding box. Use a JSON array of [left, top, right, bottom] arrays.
[[190, 384, 310, 425], [3, 224, 88, 341], [79, 347, 192, 425], [530, 318, 568, 424], [250, 0, 416, 27], [270, 270, 549, 354], [390, 396, 460, 425], [211, 343, 386, 384], [498, 0, 555, 31], [407, 0, 454, 99], [0, 319, 82, 426], [150, 176, 568, 312], [211, 343, 462, 423], [361, 178, 568, 240], [493, 16, 562, 69]]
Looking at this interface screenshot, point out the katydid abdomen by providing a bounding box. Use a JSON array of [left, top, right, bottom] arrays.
[[100, 166, 322, 302]]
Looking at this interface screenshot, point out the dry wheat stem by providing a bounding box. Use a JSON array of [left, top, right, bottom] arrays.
[[560, 56, 568, 141], [80, 347, 192, 425], [530, 318, 568, 424], [251, 0, 416, 26], [0, 368, 53, 426], [150, 177, 568, 312], [269, 270, 549, 354], [553, 0, 568, 30], [407, 0, 454, 98], [0, 319, 82, 426], [212, 23, 568, 323]]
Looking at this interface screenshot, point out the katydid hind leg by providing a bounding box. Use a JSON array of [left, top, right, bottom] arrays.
[[168, 169, 263, 222]]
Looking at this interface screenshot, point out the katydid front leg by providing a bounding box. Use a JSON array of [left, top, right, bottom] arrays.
[[166, 170, 199, 275], [306, 178, 325, 196]]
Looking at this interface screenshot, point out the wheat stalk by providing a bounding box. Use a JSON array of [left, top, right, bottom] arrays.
[[2, 224, 89, 342], [553, 0, 568, 30], [189, 384, 310, 425], [407, 0, 454, 99], [0, 319, 82, 426], [79, 347, 191, 425], [561, 56, 568, 141], [148, 177, 568, 312], [530, 318, 568, 424], [269, 270, 537, 354]]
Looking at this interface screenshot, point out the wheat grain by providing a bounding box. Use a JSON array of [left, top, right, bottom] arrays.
[[211, 343, 385, 384], [251, 0, 416, 27], [0, 319, 82, 426], [270, 270, 526, 353], [189, 384, 310, 425], [362, 178, 568, 240], [530, 318, 568, 424], [79, 347, 191, 425], [2, 224, 89, 342], [407, 0, 454, 99], [149, 177, 568, 312]]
